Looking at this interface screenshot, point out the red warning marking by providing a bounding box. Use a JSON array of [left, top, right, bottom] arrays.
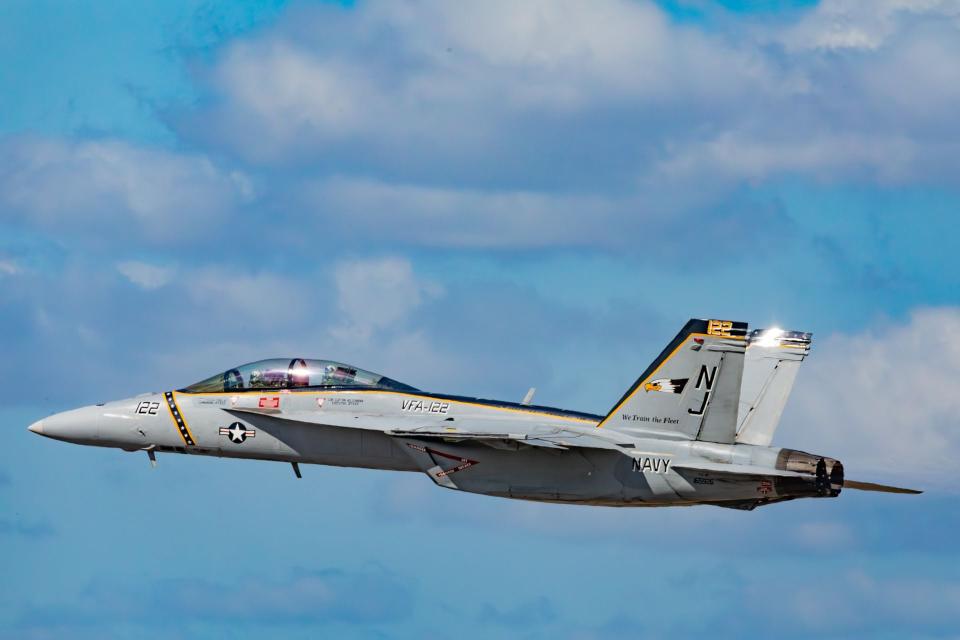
[[259, 396, 280, 409], [407, 443, 478, 477]]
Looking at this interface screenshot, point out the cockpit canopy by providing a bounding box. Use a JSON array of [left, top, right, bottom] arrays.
[[180, 358, 418, 393]]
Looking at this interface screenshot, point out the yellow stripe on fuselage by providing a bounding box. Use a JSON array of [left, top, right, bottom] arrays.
[[165, 390, 198, 446]]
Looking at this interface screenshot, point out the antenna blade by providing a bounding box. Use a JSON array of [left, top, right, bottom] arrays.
[[521, 387, 536, 405]]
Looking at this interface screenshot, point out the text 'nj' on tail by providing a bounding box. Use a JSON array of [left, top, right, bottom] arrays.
[[598, 319, 748, 444]]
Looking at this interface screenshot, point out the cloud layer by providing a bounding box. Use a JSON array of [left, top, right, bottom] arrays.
[[5, 0, 960, 254], [4, 4, 959, 638], [0, 137, 252, 242], [161, 0, 960, 250]]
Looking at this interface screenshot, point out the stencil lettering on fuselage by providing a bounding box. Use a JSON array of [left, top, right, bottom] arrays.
[[401, 399, 450, 414], [631, 456, 672, 474]]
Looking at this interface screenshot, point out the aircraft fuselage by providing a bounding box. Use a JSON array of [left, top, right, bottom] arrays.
[[29, 387, 840, 509]]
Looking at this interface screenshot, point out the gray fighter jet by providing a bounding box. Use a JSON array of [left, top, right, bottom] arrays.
[[28, 319, 919, 509]]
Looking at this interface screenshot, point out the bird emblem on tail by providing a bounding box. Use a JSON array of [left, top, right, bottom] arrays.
[[644, 378, 688, 394]]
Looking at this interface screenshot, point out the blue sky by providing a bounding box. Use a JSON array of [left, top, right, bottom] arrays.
[[2, 1, 959, 637]]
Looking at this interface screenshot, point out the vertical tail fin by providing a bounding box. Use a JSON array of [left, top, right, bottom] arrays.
[[735, 328, 812, 446], [599, 319, 747, 444]]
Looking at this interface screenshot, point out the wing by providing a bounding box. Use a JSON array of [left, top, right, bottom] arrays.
[[385, 421, 635, 491], [226, 407, 631, 452], [387, 428, 569, 449], [386, 424, 633, 451], [227, 406, 459, 433]]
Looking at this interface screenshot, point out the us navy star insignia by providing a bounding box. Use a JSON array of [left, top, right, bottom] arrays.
[[219, 422, 256, 444]]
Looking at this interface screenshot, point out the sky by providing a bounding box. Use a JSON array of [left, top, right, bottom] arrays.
[[1, 0, 959, 637]]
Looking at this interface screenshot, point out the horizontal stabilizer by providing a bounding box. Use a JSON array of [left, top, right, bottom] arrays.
[[844, 480, 922, 495]]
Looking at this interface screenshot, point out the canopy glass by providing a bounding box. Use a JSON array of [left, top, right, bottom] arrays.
[[180, 359, 418, 393]]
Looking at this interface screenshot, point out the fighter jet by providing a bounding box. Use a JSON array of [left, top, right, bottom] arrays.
[[28, 319, 920, 509]]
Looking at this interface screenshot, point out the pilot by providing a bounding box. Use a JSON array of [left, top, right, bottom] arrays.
[[224, 368, 243, 391], [322, 364, 338, 386]]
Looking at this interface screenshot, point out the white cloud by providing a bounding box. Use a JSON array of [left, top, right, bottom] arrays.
[[302, 176, 621, 248], [779, 0, 960, 52], [183, 268, 310, 328], [0, 259, 20, 276], [198, 0, 783, 162], [116, 261, 174, 290], [331, 256, 441, 340], [648, 130, 923, 192], [170, 0, 960, 252], [0, 137, 253, 240], [213, 42, 385, 149], [387, 0, 772, 105], [785, 307, 960, 485], [7, 1, 944, 253]]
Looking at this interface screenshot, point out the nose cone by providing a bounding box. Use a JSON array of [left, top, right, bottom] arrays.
[[28, 406, 102, 444]]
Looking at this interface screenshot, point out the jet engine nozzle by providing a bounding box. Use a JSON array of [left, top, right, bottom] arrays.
[[777, 448, 844, 497], [815, 457, 844, 497]]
